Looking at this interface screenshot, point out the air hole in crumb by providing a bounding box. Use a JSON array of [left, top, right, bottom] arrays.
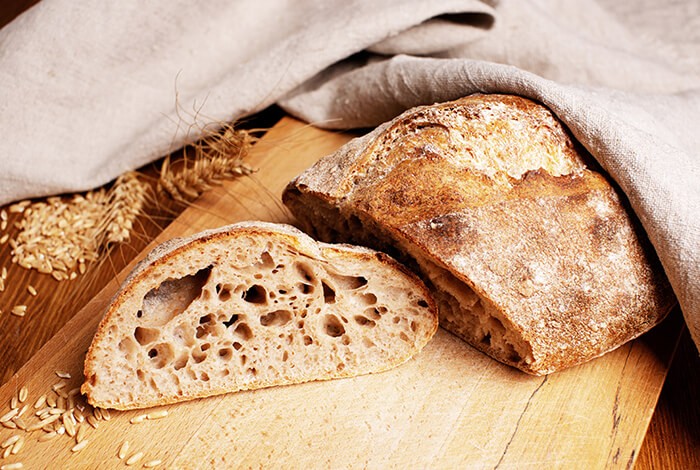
[[392, 316, 400, 324], [148, 343, 174, 369], [218, 348, 233, 360], [136, 370, 145, 381], [260, 310, 292, 327], [233, 322, 253, 341], [136, 310, 143, 318], [218, 285, 232, 302], [295, 262, 315, 282], [296, 282, 313, 295], [330, 273, 367, 290], [341, 335, 351, 345], [322, 282, 336, 304], [119, 337, 138, 355], [282, 351, 289, 362], [233, 341, 243, 351], [173, 353, 188, 370], [201, 343, 211, 351], [243, 284, 267, 304], [481, 334, 491, 346], [141, 265, 212, 326], [257, 251, 275, 269], [410, 321, 417, 332], [399, 332, 410, 342], [363, 338, 376, 348], [200, 372, 210, 382], [354, 315, 375, 328], [337, 363, 345, 372], [365, 308, 382, 321], [323, 315, 345, 337], [303, 335, 313, 346], [134, 327, 160, 346], [417, 299, 429, 308], [248, 368, 257, 376], [223, 314, 239, 328], [360, 293, 377, 306], [241, 354, 248, 366], [199, 314, 214, 325], [192, 348, 207, 364]]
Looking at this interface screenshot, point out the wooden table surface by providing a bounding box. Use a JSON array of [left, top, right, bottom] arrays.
[[1, 2, 698, 468]]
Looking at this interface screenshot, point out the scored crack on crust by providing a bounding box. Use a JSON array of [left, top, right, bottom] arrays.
[[82, 221, 438, 410], [283, 93, 676, 375]]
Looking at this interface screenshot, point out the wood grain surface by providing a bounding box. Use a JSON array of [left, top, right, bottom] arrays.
[[1, 3, 699, 468], [0, 117, 692, 469]]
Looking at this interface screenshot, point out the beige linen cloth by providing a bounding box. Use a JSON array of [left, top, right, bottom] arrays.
[[1, 0, 699, 351]]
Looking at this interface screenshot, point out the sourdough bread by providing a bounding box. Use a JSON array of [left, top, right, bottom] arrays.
[[283, 94, 675, 375], [81, 221, 438, 410]]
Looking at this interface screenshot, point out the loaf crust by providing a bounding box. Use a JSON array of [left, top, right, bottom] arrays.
[[82, 221, 438, 409], [283, 94, 675, 375]]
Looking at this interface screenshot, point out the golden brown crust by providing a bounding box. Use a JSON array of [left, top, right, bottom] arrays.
[[283, 93, 675, 375]]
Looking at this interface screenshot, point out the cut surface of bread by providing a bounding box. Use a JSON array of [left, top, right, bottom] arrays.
[[82, 221, 438, 410], [283, 93, 675, 375]]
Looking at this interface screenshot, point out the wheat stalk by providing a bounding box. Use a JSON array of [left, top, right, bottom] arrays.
[[158, 125, 255, 203]]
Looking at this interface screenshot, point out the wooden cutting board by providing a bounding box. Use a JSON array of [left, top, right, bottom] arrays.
[[0, 117, 680, 469]]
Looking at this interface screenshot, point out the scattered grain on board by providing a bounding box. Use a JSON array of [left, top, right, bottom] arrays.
[[1, 463, 25, 470], [71, 440, 88, 453], [126, 452, 144, 466], [118, 441, 130, 459], [146, 410, 168, 420], [10, 306, 26, 317], [18, 387, 28, 404]]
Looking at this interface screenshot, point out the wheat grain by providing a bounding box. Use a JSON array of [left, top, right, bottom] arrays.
[[10, 396, 17, 410], [129, 414, 147, 424], [86, 415, 99, 429], [143, 459, 163, 468], [15, 406, 27, 419], [1, 435, 19, 449], [33, 395, 46, 409], [1, 447, 10, 459], [75, 424, 87, 444], [10, 437, 23, 455], [146, 410, 168, 420], [71, 440, 88, 453], [17, 387, 27, 404], [55, 371, 71, 380], [12, 418, 26, 431], [38, 431, 57, 442], [118, 441, 129, 459], [126, 452, 144, 466], [26, 286, 37, 297], [0, 409, 18, 423], [10, 306, 26, 317], [1, 462, 24, 470]]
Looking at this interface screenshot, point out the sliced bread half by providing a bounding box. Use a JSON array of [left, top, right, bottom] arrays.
[[82, 221, 438, 410]]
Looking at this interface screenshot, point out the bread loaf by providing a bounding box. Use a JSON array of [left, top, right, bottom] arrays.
[[81, 221, 438, 410], [283, 94, 675, 375]]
